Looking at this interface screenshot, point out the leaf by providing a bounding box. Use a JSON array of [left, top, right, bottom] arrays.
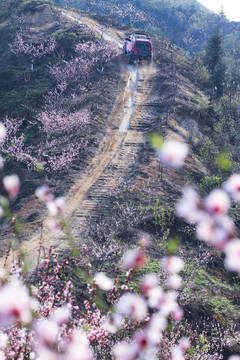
[[167, 237, 181, 255], [148, 133, 163, 151], [216, 151, 232, 171]]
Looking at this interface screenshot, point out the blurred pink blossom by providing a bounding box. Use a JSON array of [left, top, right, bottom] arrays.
[[67, 330, 93, 360], [35, 185, 54, 202], [0, 122, 6, 141], [94, 272, 114, 291], [35, 319, 59, 348], [224, 239, 240, 273], [112, 341, 136, 360], [121, 248, 146, 270], [175, 186, 201, 224], [204, 189, 230, 216], [0, 279, 36, 326], [157, 140, 188, 169], [46, 197, 65, 216], [116, 293, 147, 321], [162, 256, 184, 274], [140, 274, 158, 296], [45, 219, 62, 237], [3, 174, 20, 199], [224, 173, 240, 202], [167, 274, 182, 290]]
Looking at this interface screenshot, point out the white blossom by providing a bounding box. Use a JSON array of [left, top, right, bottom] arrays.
[[94, 272, 114, 291], [157, 140, 188, 169]]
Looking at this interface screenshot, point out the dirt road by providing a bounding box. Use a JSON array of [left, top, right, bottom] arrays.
[[1, 10, 156, 269]]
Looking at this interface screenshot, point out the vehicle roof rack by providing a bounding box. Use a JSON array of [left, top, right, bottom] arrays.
[[133, 31, 150, 40]]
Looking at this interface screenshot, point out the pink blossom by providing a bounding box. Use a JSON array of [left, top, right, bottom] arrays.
[[158, 291, 179, 317], [162, 256, 184, 274], [35, 185, 54, 202], [137, 233, 151, 247], [102, 314, 124, 334], [121, 248, 147, 270], [224, 173, 240, 202], [196, 214, 235, 250], [224, 239, 240, 273], [157, 140, 188, 169], [45, 220, 61, 237], [94, 272, 114, 291], [171, 307, 184, 321], [0, 331, 8, 348], [51, 305, 71, 326], [3, 174, 20, 199], [0, 122, 6, 140], [35, 319, 59, 348], [167, 274, 182, 290], [46, 197, 65, 216], [0, 279, 36, 326], [140, 274, 158, 296], [148, 312, 166, 344], [0, 156, 4, 169], [204, 189, 230, 216], [228, 356, 240, 360], [112, 342, 136, 360], [147, 286, 164, 309], [175, 186, 201, 224], [179, 337, 191, 352], [116, 293, 147, 321], [10, 33, 56, 62], [67, 330, 93, 360], [171, 345, 184, 360], [34, 348, 58, 360], [134, 331, 151, 351]]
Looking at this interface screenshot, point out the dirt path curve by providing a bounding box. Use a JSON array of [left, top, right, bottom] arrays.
[[1, 10, 156, 269]]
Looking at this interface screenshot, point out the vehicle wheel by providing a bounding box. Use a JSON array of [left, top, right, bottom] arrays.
[[122, 43, 127, 54], [128, 53, 133, 64], [147, 55, 153, 64]]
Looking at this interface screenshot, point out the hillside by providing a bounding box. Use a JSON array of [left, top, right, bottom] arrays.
[[54, 0, 240, 56], [1, 0, 240, 358]]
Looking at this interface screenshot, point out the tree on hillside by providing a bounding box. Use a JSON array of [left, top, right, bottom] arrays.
[[205, 26, 226, 97]]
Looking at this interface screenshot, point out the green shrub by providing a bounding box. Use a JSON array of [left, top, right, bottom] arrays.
[[198, 140, 218, 168], [199, 175, 222, 196]]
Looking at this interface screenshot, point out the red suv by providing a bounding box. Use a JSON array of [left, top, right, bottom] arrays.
[[123, 32, 153, 64]]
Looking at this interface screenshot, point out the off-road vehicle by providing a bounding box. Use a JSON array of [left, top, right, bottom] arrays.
[[123, 32, 153, 64]]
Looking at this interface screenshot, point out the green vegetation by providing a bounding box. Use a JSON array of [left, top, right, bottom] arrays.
[[205, 26, 226, 97], [190, 268, 240, 325], [199, 175, 222, 196]]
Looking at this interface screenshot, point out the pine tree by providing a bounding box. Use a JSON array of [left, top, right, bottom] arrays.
[[205, 26, 226, 97]]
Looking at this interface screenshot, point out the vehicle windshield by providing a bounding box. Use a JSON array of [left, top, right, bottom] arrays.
[[135, 41, 150, 48]]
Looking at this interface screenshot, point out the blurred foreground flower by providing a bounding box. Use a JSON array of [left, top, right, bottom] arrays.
[[0, 122, 6, 141], [224, 173, 240, 202], [116, 293, 147, 321], [3, 174, 20, 199], [121, 247, 147, 270], [35, 185, 54, 202], [157, 140, 188, 169], [94, 272, 114, 291], [0, 279, 37, 327], [224, 239, 240, 273], [46, 197, 65, 216]]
